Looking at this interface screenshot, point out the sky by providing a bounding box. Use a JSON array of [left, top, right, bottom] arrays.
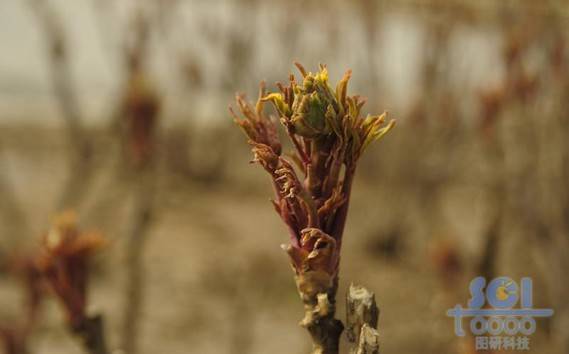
[[0, 0, 504, 126]]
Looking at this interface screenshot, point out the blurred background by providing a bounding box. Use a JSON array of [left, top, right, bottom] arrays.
[[1, 0, 568, 353]]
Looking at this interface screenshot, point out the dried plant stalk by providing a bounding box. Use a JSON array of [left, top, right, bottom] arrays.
[[346, 284, 379, 345], [354, 324, 380, 354], [346, 284, 380, 354], [232, 63, 393, 353]]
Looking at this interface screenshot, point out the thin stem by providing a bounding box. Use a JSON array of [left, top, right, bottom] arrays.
[[0, 159, 30, 246], [330, 165, 356, 243], [28, 0, 94, 210], [287, 125, 310, 164], [121, 169, 155, 354]]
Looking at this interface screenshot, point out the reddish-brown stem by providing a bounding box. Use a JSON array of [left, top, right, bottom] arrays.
[[321, 149, 344, 201], [330, 165, 356, 254], [272, 179, 301, 247], [289, 127, 310, 164]]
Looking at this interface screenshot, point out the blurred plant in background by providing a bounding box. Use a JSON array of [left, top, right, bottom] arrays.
[[38, 211, 108, 354], [0, 253, 44, 354]]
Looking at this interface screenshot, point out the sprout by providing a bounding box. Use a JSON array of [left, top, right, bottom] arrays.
[[231, 63, 394, 354]]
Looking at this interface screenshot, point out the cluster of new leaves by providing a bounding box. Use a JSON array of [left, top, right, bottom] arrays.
[[232, 64, 394, 292]]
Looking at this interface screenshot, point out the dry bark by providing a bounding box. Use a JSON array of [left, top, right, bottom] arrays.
[[298, 278, 344, 354], [346, 284, 380, 354], [354, 324, 380, 354]]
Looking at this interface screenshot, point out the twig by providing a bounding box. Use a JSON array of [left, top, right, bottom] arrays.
[[299, 278, 344, 354], [0, 156, 30, 245], [121, 171, 155, 354], [27, 0, 94, 210], [346, 284, 380, 354], [118, 19, 160, 349], [354, 324, 380, 354], [233, 64, 394, 354]]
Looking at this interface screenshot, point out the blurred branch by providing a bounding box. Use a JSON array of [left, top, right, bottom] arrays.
[[0, 329, 28, 354], [27, 0, 94, 210], [72, 315, 109, 354], [121, 169, 156, 354], [384, 0, 569, 23], [0, 254, 45, 354], [119, 14, 160, 351], [0, 159, 29, 245]]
